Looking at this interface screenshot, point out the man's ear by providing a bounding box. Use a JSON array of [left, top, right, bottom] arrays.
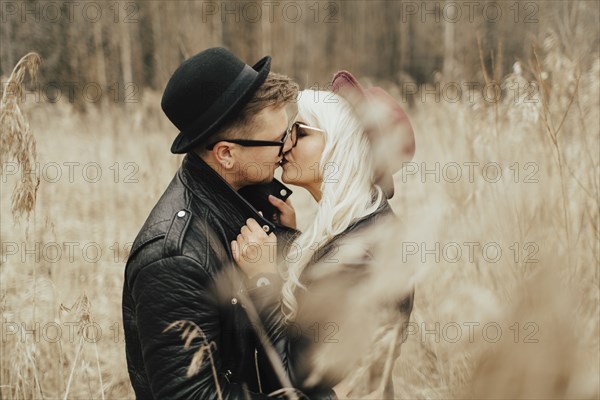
[[212, 142, 236, 170]]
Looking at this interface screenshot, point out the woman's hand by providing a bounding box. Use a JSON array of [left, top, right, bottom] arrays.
[[268, 195, 296, 229], [231, 218, 278, 279]]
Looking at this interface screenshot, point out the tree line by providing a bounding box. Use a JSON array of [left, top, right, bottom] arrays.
[[1, 1, 597, 110]]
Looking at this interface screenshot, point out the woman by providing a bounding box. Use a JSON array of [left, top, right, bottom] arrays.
[[231, 71, 415, 398]]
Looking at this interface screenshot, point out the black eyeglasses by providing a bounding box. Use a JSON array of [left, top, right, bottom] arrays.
[[206, 121, 325, 156], [286, 122, 326, 150], [205, 122, 294, 157]]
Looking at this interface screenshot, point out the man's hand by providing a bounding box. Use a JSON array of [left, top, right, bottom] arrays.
[[231, 218, 278, 279], [268, 195, 296, 229]]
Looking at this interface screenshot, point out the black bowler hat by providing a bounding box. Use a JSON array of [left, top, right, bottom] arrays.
[[162, 47, 271, 154]]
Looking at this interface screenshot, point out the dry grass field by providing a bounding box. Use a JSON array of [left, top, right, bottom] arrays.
[[1, 26, 599, 400]]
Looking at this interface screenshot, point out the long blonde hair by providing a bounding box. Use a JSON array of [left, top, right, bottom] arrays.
[[282, 90, 383, 321]]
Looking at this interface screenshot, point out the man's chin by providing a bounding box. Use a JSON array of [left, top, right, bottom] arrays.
[[280, 171, 293, 184]]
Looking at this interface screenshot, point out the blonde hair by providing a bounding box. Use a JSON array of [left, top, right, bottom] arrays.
[[281, 90, 383, 321], [234, 71, 299, 135]]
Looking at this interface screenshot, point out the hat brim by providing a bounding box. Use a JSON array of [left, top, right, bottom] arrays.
[[170, 55, 272, 154]]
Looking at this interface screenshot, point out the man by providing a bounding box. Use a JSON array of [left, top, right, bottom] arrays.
[[122, 47, 298, 399]]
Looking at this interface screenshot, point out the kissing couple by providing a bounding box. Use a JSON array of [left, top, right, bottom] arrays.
[[122, 47, 416, 399]]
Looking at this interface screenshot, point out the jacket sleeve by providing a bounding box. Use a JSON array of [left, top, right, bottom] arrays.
[[131, 255, 270, 400]]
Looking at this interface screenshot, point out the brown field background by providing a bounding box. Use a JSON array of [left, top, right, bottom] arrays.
[[1, 1, 599, 399]]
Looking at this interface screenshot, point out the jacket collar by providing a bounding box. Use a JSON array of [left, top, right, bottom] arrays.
[[179, 151, 279, 233], [347, 197, 393, 232], [322, 197, 393, 251]]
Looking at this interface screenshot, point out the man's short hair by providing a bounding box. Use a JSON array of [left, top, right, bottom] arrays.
[[195, 72, 299, 155]]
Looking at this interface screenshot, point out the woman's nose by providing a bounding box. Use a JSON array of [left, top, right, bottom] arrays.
[[282, 134, 295, 154]]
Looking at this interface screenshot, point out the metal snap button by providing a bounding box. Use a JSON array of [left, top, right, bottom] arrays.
[[256, 277, 271, 287], [280, 189, 287, 196], [231, 298, 238, 305], [262, 225, 269, 232], [177, 210, 186, 218]]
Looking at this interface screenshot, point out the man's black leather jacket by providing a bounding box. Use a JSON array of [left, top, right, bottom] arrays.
[[122, 152, 299, 399]]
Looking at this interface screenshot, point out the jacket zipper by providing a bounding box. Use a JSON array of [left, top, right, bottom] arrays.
[[254, 348, 263, 393]]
